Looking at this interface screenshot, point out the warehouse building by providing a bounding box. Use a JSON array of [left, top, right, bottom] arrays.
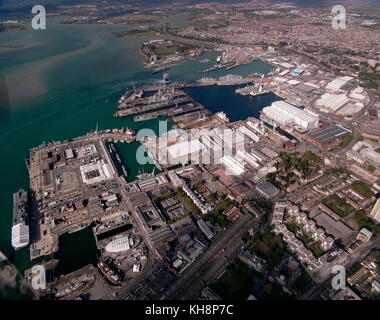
[[262, 101, 319, 130], [326, 76, 353, 91], [315, 93, 350, 112], [255, 181, 280, 200], [220, 155, 246, 176], [370, 198, 380, 224], [236, 150, 260, 169], [166, 139, 207, 166], [293, 83, 316, 94], [304, 125, 351, 148], [238, 125, 260, 143]]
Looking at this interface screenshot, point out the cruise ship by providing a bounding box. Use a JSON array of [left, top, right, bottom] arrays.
[[11, 189, 30, 250], [215, 111, 229, 123]]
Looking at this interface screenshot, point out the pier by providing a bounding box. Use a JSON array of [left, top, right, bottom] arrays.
[[115, 96, 193, 117]]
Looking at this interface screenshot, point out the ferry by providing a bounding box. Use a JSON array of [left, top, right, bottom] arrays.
[[11, 189, 30, 250], [215, 111, 229, 123]]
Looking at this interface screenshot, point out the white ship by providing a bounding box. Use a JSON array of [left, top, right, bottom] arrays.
[[11, 189, 30, 250], [215, 111, 229, 123]]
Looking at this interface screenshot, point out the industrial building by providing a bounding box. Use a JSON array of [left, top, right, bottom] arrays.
[[370, 198, 380, 224], [105, 235, 132, 253], [136, 202, 166, 232], [313, 212, 354, 241], [220, 155, 246, 176], [166, 139, 207, 166], [249, 149, 268, 163], [326, 76, 353, 91], [262, 101, 319, 130], [197, 219, 214, 240], [255, 181, 280, 199], [304, 125, 351, 148], [79, 161, 114, 185], [293, 83, 316, 94], [236, 150, 260, 169], [238, 125, 260, 143], [315, 93, 350, 112], [168, 170, 184, 189]]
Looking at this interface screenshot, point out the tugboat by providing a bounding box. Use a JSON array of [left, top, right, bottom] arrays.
[[215, 111, 229, 123]]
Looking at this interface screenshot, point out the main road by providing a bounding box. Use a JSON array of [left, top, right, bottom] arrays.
[[159, 213, 255, 300]]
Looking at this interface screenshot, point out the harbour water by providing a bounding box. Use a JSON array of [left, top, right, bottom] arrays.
[[0, 18, 274, 295], [184, 85, 281, 122]]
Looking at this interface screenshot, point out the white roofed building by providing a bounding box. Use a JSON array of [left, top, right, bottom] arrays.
[[262, 101, 319, 130], [105, 236, 131, 253]]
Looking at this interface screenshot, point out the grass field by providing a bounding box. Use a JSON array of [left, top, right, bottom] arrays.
[[352, 181, 373, 199], [323, 194, 355, 217]]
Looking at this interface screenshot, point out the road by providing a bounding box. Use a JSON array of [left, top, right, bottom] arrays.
[[159, 213, 255, 299], [113, 188, 155, 300], [301, 237, 380, 300]]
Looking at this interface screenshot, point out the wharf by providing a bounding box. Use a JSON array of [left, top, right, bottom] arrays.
[[139, 81, 215, 92], [115, 96, 193, 118], [172, 110, 205, 123], [118, 90, 187, 110], [249, 90, 270, 97], [133, 103, 202, 122]]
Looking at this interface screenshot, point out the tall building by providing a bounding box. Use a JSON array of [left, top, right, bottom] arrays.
[[370, 198, 380, 224]]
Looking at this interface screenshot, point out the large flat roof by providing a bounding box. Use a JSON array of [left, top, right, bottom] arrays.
[[167, 139, 205, 158], [314, 212, 353, 241], [306, 125, 351, 145]]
